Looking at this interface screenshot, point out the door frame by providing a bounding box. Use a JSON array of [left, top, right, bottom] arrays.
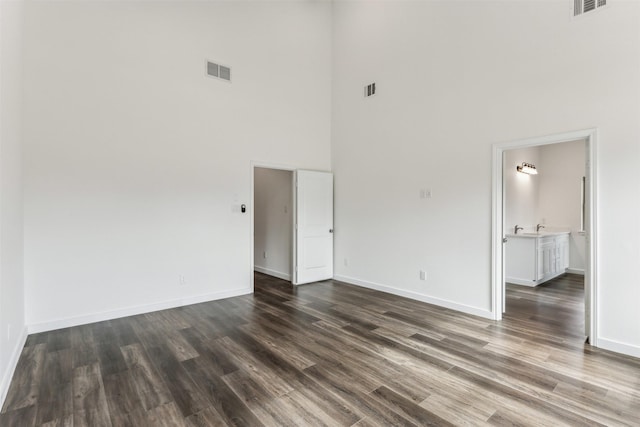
[[250, 161, 297, 291], [491, 128, 598, 346]]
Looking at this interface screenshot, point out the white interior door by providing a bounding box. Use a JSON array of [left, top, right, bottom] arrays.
[[294, 170, 333, 285]]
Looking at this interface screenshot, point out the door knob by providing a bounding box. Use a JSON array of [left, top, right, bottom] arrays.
[[329, 229, 334, 233]]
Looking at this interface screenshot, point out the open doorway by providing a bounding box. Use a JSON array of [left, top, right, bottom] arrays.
[[251, 166, 334, 288], [492, 128, 598, 346], [503, 140, 587, 339], [253, 167, 294, 282]]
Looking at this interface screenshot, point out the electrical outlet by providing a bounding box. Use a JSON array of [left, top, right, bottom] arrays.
[[179, 275, 186, 286], [344, 258, 349, 267], [263, 251, 267, 259], [419, 270, 427, 281]]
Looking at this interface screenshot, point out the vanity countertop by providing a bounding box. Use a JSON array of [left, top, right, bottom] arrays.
[[506, 231, 570, 238]]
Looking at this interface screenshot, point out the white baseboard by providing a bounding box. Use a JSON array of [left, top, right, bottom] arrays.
[[254, 266, 291, 281], [505, 277, 537, 287], [333, 274, 493, 320], [597, 337, 640, 358], [0, 325, 28, 410], [566, 268, 585, 275], [28, 287, 253, 334], [507, 269, 581, 287]]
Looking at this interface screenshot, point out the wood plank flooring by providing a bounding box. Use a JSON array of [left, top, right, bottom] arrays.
[[2, 272, 639, 426]]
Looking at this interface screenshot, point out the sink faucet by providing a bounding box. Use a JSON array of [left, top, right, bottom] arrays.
[[537, 224, 545, 232], [514, 225, 524, 234]]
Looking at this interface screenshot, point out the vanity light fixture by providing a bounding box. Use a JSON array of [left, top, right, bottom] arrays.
[[517, 162, 538, 175]]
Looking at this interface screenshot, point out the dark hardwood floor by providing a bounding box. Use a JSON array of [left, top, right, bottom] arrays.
[[2, 272, 639, 426], [505, 274, 586, 342]]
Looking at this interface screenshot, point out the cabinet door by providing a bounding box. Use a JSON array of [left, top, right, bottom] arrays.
[[540, 237, 555, 279], [537, 247, 544, 280], [507, 237, 538, 284], [544, 246, 552, 277]]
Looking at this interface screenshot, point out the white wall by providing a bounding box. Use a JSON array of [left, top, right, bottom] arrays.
[[254, 167, 293, 281], [23, 1, 331, 329], [504, 147, 541, 234], [538, 139, 586, 272], [538, 140, 585, 231], [332, 1, 640, 356], [0, 0, 26, 406], [15, 0, 640, 361]]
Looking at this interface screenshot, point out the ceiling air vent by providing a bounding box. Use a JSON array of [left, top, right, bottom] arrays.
[[206, 60, 231, 82], [574, 0, 606, 16]]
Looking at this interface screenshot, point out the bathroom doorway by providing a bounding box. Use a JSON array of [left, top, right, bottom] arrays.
[[503, 140, 587, 340], [491, 129, 598, 345]]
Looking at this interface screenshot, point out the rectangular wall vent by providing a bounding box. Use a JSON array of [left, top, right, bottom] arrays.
[[574, 0, 606, 16], [206, 60, 231, 82], [207, 61, 219, 78], [219, 66, 231, 81], [364, 82, 376, 98]]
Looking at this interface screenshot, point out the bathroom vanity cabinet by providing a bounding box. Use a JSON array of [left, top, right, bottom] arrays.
[[505, 232, 570, 286]]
